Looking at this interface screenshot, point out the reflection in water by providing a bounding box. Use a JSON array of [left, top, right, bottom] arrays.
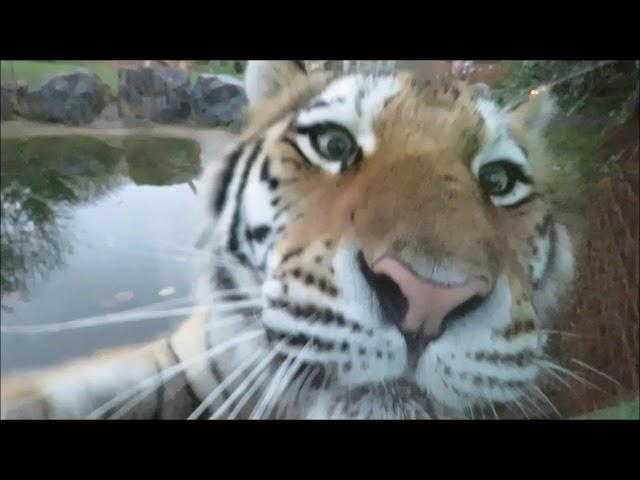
[[125, 137, 201, 186], [0, 135, 204, 372], [1, 137, 124, 311]]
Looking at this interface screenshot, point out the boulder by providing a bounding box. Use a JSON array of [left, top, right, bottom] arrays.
[[1, 85, 17, 120], [118, 67, 191, 124], [21, 72, 106, 126], [190, 74, 247, 132]]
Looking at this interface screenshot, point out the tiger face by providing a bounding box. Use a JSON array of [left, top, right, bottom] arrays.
[[200, 61, 576, 418]]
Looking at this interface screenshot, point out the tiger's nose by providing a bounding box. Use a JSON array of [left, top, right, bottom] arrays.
[[372, 256, 490, 342]]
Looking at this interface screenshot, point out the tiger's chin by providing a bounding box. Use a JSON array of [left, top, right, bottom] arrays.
[[301, 380, 470, 419]]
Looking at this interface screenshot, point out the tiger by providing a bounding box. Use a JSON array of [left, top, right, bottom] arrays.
[[0, 60, 577, 419]]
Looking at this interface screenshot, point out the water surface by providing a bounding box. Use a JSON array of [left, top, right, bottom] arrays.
[[1, 134, 226, 374]]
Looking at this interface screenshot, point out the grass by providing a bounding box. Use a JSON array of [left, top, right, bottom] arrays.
[[577, 399, 640, 420], [1, 60, 120, 91], [190, 61, 242, 78], [0, 60, 242, 93]]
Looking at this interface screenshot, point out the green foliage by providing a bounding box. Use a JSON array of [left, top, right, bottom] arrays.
[[190, 60, 246, 77], [494, 61, 639, 205], [494, 61, 639, 124], [0, 60, 119, 92], [577, 399, 640, 420]]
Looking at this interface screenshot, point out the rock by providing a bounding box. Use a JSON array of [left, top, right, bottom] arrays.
[[2, 81, 30, 121], [190, 74, 247, 131], [1, 85, 17, 120], [118, 67, 191, 124], [21, 72, 106, 126]]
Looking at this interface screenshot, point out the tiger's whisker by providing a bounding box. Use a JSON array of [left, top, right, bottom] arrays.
[[540, 329, 583, 338], [226, 370, 272, 420], [276, 365, 309, 419], [520, 393, 549, 418], [262, 341, 312, 420], [3, 300, 262, 334], [108, 328, 264, 420], [407, 400, 431, 419], [204, 315, 250, 331], [293, 366, 321, 417], [249, 351, 296, 420], [530, 385, 562, 418], [209, 340, 285, 420], [487, 398, 500, 420], [537, 360, 607, 394], [570, 358, 622, 387], [87, 328, 264, 419], [539, 365, 573, 390], [188, 349, 264, 420], [466, 404, 476, 420], [508, 394, 530, 419]]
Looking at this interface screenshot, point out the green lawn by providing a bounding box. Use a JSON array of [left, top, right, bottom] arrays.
[[1, 60, 120, 91], [577, 399, 639, 420], [190, 61, 242, 79], [0, 60, 241, 93]]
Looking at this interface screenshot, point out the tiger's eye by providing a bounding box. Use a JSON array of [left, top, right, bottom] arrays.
[[317, 129, 355, 162], [326, 136, 349, 158], [479, 162, 511, 195]]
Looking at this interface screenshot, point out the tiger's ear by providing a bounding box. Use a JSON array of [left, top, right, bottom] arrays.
[[244, 61, 308, 107], [507, 86, 557, 130]]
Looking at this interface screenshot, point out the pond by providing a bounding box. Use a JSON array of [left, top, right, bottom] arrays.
[[0, 134, 227, 374]]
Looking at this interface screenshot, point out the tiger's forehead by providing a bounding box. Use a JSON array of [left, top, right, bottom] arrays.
[[292, 73, 528, 171]]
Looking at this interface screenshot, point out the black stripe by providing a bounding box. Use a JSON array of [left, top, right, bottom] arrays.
[[246, 225, 272, 243], [502, 192, 542, 210], [273, 202, 294, 222], [152, 359, 165, 420], [213, 266, 249, 302], [292, 60, 307, 74], [205, 328, 231, 406], [228, 141, 264, 257], [517, 143, 529, 158], [302, 100, 330, 111], [259, 156, 280, 190], [535, 212, 554, 235], [261, 242, 274, 269], [214, 145, 244, 214], [166, 340, 206, 418], [266, 329, 335, 351], [533, 221, 557, 290], [260, 155, 271, 183], [267, 299, 349, 328], [281, 247, 304, 264]]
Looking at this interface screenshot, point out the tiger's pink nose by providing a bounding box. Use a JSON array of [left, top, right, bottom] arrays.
[[373, 257, 490, 339]]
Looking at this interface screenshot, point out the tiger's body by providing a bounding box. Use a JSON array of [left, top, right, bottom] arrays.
[[1, 61, 577, 420]]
